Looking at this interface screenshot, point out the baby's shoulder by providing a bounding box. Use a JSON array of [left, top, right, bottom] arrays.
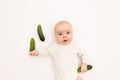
[[46, 42, 57, 50], [72, 43, 86, 52]]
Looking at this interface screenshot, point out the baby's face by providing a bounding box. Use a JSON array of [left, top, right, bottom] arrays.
[[55, 23, 73, 45]]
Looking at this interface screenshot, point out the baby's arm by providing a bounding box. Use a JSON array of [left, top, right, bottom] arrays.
[[78, 48, 88, 73], [29, 46, 52, 57]]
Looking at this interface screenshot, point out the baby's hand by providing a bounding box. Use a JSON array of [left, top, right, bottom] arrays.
[[81, 63, 87, 73], [29, 50, 39, 56], [76, 76, 82, 80]]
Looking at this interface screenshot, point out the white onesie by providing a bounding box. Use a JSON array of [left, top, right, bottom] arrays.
[[41, 42, 88, 80]]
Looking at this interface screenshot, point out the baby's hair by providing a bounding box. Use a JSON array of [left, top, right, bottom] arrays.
[[55, 20, 71, 27], [54, 20, 72, 32]]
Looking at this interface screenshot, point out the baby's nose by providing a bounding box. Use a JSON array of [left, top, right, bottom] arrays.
[[63, 34, 67, 38]]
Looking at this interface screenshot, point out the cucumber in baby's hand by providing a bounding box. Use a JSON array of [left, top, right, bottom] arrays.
[[77, 65, 93, 73], [30, 37, 35, 51]]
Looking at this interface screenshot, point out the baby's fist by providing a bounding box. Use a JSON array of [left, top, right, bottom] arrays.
[[81, 63, 87, 73], [29, 50, 39, 56]]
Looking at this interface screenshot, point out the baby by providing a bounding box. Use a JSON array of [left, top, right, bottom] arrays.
[[29, 21, 88, 80]]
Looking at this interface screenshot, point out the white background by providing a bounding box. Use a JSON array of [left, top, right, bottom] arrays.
[[0, 0, 120, 80]]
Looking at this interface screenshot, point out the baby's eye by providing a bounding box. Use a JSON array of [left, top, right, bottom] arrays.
[[66, 32, 70, 34], [58, 33, 62, 35]]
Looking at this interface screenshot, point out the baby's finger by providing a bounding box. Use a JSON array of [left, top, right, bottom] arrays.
[[35, 53, 39, 56], [30, 52, 34, 56], [35, 51, 39, 56], [33, 53, 36, 56], [29, 52, 32, 56], [30, 53, 34, 56], [82, 69, 87, 73]]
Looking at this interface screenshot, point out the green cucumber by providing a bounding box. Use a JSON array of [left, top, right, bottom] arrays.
[[77, 65, 93, 73], [37, 24, 45, 41], [30, 37, 35, 51]]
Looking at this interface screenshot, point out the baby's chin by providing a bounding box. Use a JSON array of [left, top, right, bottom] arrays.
[[58, 41, 71, 45]]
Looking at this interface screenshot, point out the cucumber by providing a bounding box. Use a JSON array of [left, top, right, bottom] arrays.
[[77, 65, 93, 73], [37, 24, 45, 41], [30, 37, 35, 51]]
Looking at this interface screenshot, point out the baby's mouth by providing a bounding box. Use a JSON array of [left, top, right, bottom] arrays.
[[63, 40, 68, 42]]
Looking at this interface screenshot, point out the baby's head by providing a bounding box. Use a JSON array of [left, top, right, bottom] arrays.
[[54, 20, 73, 45]]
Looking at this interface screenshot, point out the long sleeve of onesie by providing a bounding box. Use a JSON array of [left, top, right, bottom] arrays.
[[77, 48, 88, 65]]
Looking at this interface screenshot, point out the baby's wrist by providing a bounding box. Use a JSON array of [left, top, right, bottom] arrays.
[[81, 63, 87, 66]]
